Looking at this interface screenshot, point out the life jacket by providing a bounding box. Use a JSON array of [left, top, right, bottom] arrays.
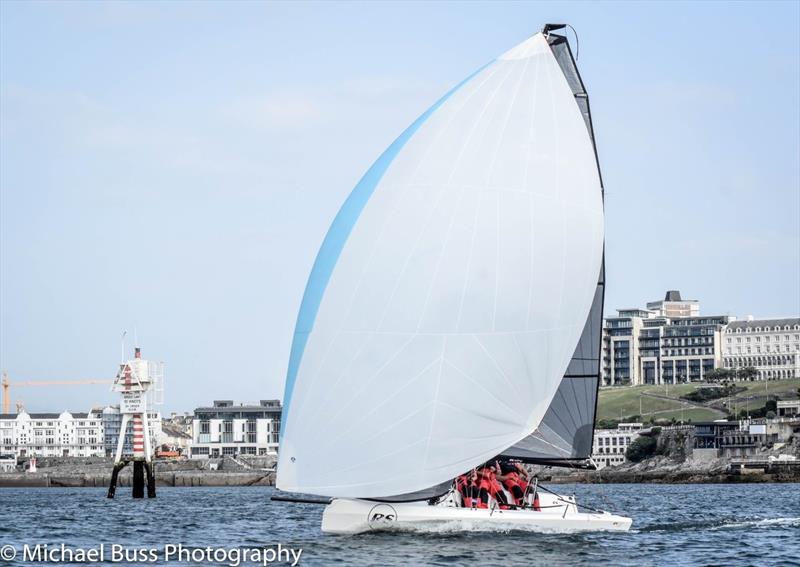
[[477, 468, 494, 492], [502, 471, 520, 491], [455, 475, 473, 507]]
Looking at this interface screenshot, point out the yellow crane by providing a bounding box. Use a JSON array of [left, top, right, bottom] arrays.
[[1, 370, 113, 414]]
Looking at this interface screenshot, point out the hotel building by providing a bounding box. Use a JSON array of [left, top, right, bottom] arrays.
[[721, 318, 800, 380], [602, 291, 730, 386]]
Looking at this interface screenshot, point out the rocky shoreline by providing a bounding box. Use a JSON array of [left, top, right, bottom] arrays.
[[0, 455, 276, 488]]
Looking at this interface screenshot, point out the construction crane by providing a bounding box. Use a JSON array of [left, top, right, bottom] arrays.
[[1, 370, 113, 414]]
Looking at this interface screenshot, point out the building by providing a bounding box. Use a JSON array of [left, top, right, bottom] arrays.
[[591, 423, 643, 469], [602, 291, 730, 386], [101, 405, 163, 457], [721, 318, 800, 380], [160, 423, 192, 453], [0, 410, 105, 457], [190, 400, 281, 459], [0, 406, 162, 459], [603, 309, 653, 386], [777, 400, 800, 417], [693, 420, 740, 450], [718, 418, 800, 458], [0, 454, 16, 472], [646, 290, 700, 318]]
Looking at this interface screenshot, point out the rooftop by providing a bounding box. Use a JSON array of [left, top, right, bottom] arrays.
[[727, 317, 800, 330]]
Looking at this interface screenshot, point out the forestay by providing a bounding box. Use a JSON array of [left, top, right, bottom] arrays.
[[277, 32, 604, 498]]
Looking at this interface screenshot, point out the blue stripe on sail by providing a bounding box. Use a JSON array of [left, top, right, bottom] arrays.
[[280, 61, 494, 438]]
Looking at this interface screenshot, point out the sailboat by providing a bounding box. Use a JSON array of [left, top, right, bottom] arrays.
[[275, 24, 632, 534]]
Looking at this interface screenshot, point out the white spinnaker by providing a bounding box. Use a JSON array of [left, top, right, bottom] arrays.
[[277, 33, 604, 498]]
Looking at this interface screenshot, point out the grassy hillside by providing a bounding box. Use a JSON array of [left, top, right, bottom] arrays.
[[596, 378, 800, 424]]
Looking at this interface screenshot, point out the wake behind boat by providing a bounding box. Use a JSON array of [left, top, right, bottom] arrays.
[[274, 23, 632, 534]]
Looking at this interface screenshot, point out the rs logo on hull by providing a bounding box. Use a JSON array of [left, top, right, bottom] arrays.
[[367, 504, 398, 529]]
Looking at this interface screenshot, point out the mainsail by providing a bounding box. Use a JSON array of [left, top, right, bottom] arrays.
[[501, 29, 606, 468], [277, 29, 604, 499]]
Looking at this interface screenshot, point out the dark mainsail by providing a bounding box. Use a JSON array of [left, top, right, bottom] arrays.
[[501, 26, 606, 469]]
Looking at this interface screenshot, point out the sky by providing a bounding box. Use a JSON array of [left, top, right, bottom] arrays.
[[1, 1, 798, 413]]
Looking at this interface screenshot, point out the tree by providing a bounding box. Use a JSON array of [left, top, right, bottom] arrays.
[[705, 368, 735, 383], [626, 436, 657, 463], [737, 367, 759, 382]]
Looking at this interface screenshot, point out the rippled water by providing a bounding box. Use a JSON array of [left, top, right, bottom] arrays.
[[1, 484, 798, 566]]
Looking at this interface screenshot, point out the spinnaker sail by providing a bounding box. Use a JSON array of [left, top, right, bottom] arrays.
[[277, 29, 604, 498]]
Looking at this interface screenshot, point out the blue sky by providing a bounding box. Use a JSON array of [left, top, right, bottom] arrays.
[[1, 1, 798, 413]]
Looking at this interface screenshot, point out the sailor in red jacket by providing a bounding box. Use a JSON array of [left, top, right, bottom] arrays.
[[455, 471, 478, 508], [495, 460, 531, 506], [476, 463, 510, 509]]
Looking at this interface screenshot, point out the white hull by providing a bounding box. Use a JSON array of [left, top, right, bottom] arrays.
[[321, 492, 632, 535]]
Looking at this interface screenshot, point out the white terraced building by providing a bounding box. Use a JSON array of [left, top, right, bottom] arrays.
[[0, 407, 162, 458], [0, 410, 105, 457], [721, 318, 800, 380], [591, 423, 643, 469]]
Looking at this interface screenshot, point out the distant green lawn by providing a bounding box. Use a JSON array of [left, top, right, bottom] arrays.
[[596, 378, 800, 423]]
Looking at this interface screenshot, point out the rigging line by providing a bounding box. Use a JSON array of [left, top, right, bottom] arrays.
[[511, 428, 572, 456], [566, 24, 579, 61], [534, 482, 609, 515]]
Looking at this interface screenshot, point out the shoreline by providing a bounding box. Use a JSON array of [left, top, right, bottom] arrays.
[[3, 469, 800, 488]]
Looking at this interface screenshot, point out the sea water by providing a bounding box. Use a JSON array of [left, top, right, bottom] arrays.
[[1, 484, 798, 566]]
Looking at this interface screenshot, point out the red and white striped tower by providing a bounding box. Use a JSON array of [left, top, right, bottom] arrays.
[[108, 345, 158, 498]]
